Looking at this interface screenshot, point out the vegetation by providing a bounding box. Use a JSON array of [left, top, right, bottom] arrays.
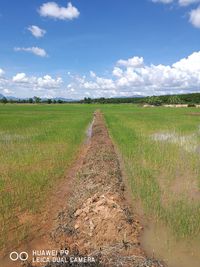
[[1, 92, 200, 105], [80, 93, 200, 105], [0, 104, 95, 249], [103, 105, 200, 239], [1, 102, 200, 251], [0, 97, 73, 104]]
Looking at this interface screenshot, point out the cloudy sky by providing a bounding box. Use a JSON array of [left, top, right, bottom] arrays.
[[0, 0, 200, 99]]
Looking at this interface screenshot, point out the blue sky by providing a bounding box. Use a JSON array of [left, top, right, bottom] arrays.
[[0, 0, 200, 99]]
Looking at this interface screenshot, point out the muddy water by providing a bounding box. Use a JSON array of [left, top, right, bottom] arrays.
[[85, 118, 94, 144], [140, 218, 200, 267]]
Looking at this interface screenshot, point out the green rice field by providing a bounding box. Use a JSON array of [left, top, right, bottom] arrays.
[[103, 105, 200, 239], [0, 104, 95, 249], [1, 103, 200, 254]]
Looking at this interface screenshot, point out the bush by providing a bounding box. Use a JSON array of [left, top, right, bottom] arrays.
[[188, 104, 196, 107]]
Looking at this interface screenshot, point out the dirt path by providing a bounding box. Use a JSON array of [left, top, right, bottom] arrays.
[[3, 111, 164, 267]]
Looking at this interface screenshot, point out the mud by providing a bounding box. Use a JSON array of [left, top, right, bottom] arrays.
[[141, 220, 200, 267]]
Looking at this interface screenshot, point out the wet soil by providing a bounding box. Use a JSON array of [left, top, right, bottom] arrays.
[[141, 219, 200, 267]]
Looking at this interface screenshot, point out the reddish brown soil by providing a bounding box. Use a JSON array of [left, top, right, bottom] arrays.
[[1, 111, 163, 267]]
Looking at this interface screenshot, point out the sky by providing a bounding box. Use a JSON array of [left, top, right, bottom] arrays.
[[0, 0, 200, 99]]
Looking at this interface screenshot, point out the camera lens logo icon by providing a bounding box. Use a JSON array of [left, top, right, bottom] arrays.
[[10, 251, 28, 261]]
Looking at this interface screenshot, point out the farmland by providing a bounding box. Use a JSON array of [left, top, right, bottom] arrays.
[[103, 105, 200, 266], [1, 104, 200, 267], [103, 105, 200, 237], [0, 104, 95, 251]]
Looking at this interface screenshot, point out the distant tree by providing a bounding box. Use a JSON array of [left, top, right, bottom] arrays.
[[76, 93, 200, 105], [47, 98, 52, 104], [53, 99, 57, 104], [188, 104, 196, 107], [2, 97, 8, 104], [57, 99, 63, 104], [8, 99, 15, 104], [99, 97, 106, 104], [84, 97, 92, 104], [33, 96, 41, 104], [168, 95, 181, 104], [28, 98, 33, 104], [147, 96, 162, 106]]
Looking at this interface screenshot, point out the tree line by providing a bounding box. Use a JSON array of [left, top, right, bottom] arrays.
[[0, 96, 69, 104], [1, 93, 200, 105], [80, 93, 200, 105]]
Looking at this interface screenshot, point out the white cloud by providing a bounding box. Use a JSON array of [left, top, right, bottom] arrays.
[[90, 71, 96, 78], [3, 51, 200, 99], [0, 68, 5, 76], [151, 0, 200, 29], [37, 75, 63, 89], [179, 0, 200, 6], [28, 25, 46, 38], [112, 67, 123, 77], [190, 6, 200, 28], [66, 51, 200, 98], [152, 0, 174, 3], [172, 51, 200, 71], [152, 0, 200, 5], [95, 77, 115, 89], [117, 56, 144, 68], [14, 47, 47, 57], [13, 73, 29, 83], [152, 0, 200, 7], [12, 73, 63, 90], [39, 2, 80, 20], [3, 89, 13, 95]]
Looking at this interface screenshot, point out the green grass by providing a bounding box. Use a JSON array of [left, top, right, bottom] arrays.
[[0, 104, 95, 249], [102, 105, 200, 239]]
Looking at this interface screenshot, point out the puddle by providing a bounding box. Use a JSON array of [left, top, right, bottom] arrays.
[[133, 201, 200, 267], [141, 220, 200, 267], [0, 131, 39, 143], [151, 132, 198, 153], [0, 133, 27, 142], [85, 118, 94, 144], [152, 133, 176, 142]]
